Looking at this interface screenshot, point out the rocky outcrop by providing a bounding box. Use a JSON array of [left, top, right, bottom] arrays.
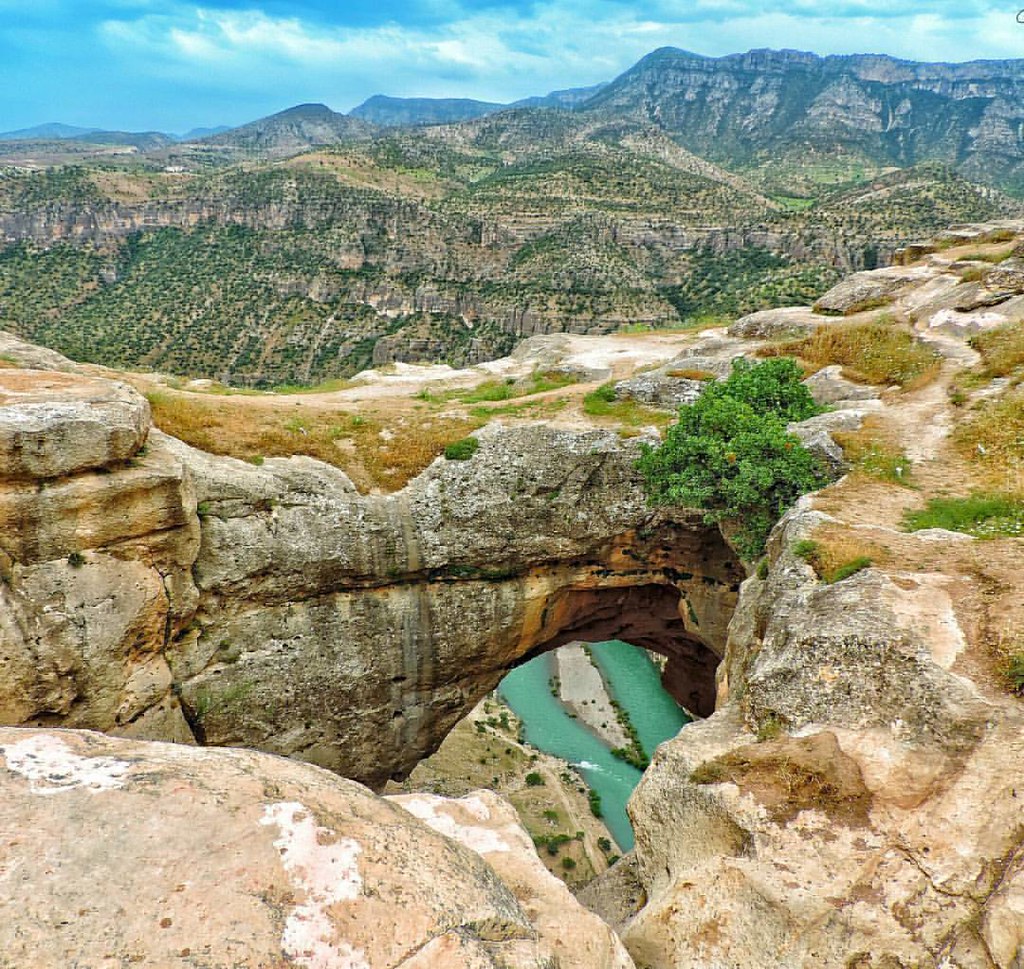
[[613, 502, 1024, 967], [0, 727, 632, 967], [0, 357, 743, 789]]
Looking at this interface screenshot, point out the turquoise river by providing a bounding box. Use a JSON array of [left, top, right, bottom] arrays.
[[498, 640, 690, 851]]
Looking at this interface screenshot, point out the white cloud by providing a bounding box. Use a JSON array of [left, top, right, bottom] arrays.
[[92, 1, 1024, 115]]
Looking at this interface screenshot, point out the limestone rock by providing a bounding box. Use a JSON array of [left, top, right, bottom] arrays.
[[0, 728, 630, 967], [0, 329, 78, 372], [390, 791, 634, 969], [613, 372, 703, 409], [814, 265, 937, 315], [802, 365, 882, 406], [0, 368, 743, 789], [727, 307, 821, 339], [788, 409, 866, 476], [0, 370, 149, 479], [621, 505, 1024, 968]]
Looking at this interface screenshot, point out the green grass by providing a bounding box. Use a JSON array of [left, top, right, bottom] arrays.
[[903, 494, 1024, 538], [582, 383, 672, 428], [443, 436, 480, 461], [1005, 654, 1024, 695]]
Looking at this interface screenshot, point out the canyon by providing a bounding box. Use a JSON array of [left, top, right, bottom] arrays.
[[1, 221, 1023, 964]]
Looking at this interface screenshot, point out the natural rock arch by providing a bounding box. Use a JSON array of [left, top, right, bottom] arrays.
[[512, 583, 723, 718], [0, 361, 745, 789]]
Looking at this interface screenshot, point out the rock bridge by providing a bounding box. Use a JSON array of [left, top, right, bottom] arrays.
[[0, 363, 744, 788]]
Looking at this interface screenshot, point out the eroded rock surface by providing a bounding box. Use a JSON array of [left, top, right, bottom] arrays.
[[0, 362, 742, 789], [615, 503, 1024, 968], [0, 727, 631, 968]]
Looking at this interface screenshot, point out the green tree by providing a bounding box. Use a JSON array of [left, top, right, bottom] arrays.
[[637, 358, 824, 559]]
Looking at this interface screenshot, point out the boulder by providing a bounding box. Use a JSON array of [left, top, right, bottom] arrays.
[[727, 307, 821, 339], [613, 372, 704, 409], [802, 365, 882, 406], [0, 370, 150, 479], [813, 266, 936, 315], [0, 728, 631, 968]]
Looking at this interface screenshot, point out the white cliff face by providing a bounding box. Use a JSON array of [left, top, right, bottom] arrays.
[[0, 728, 632, 968]]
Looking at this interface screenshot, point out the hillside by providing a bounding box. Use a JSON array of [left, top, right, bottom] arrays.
[[0, 47, 1022, 386], [582, 47, 1024, 196]]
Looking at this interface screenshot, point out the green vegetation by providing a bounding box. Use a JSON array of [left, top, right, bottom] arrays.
[[638, 358, 825, 559], [66, 551, 86, 568], [587, 788, 603, 818], [443, 436, 480, 461], [1005, 654, 1024, 695], [793, 537, 877, 584], [582, 383, 672, 429], [969, 321, 1024, 380], [525, 771, 545, 787], [660, 246, 840, 323], [832, 423, 913, 484], [903, 494, 1024, 539]]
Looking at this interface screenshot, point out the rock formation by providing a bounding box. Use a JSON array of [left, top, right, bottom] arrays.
[[0, 727, 632, 967], [0, 336, 742, 789], [2, 222, 1024, 965]]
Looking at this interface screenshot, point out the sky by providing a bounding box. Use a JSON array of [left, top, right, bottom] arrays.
[[1, 0, 1023, 133]]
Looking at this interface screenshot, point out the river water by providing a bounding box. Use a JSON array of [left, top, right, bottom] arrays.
[[498, 640, 690, 851]]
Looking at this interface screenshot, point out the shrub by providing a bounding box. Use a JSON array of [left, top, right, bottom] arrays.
[[561, 857, 577, 871], [587, 788, 603, 817], [67, 551, 86, 568], [524, 771, 544, 787], [1005, 654, 1024, 695], [443, 436, 480, 461], [638, 359, 825, 559]]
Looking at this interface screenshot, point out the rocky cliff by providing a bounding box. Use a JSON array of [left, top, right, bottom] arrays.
[[0, 727, 632, 967], [0, 334, 742, 788], [2, 222, 1023, 965]]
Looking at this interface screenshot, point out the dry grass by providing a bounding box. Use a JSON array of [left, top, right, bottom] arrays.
[[666, 368, 716, 381], [761, 319, 940, 388], [147, 390, 483, 492], [969, 321, 1024, 380], [792, 527, 891, 583], [832, 417, 913, 485], [953, 385, 1024, 496]]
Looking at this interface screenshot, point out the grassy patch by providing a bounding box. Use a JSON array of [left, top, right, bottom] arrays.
[[833, 421, 913, 484], [583, 383, 672, 428], [1004, 653, 1024, 695], [953, 386, 1024, 490], [443, 436, 480, 461], [903, 494, 1024, 538], [969, 322, 1024, 380], [764, 319, 940, 388], [957, 245, 1016, 264], [792, 534, 882, 583], [146, 390, 482, 491]]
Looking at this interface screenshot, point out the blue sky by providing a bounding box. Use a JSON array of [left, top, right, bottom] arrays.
[[2, 1, 1023, 133]]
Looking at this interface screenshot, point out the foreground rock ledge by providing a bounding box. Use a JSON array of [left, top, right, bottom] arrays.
[[0, 727, 632, 968]]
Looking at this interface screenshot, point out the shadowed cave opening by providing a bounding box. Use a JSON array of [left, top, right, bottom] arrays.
[[518, 583, 723, 719]]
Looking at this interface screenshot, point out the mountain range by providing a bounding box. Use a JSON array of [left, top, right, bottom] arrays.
[[1, 46, 1022, 387], [6, 48, 1024, 192]]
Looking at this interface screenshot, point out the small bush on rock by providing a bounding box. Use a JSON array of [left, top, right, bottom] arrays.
[[443, 436, 480, 461], [638, 358, 825, 559]]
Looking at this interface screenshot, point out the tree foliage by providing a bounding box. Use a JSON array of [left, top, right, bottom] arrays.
[[637, 358, 824, 559]]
